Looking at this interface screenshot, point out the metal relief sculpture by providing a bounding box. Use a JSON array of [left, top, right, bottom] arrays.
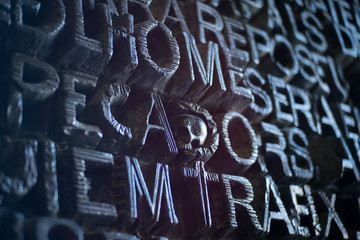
[[2, 0, 360, 239], [167, 101, 218, 166]]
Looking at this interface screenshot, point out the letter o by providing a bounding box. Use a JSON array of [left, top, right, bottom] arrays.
[[129, 20, 180, 92], [222, 111, 258, 166]]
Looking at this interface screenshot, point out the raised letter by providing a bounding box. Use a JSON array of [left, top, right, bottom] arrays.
[[124, 156, 178, 228], [57, 147, 117, 225], [263, 176, 296, 234], [208, 111, 258, 174], [129, 20, 180, 92]]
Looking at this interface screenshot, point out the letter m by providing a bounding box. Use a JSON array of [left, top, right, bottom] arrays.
[[184, 32, 226, 102], [125, 156, 178, 223]]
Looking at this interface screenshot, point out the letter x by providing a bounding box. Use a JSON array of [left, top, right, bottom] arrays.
[[319, 192, 348, 239]]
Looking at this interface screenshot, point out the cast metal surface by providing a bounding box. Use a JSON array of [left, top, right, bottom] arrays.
[[1, 0, 360, 239]]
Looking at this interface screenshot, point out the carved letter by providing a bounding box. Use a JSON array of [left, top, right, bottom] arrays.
[[208, 111, 258, 174], [124, 156, 178, 231], [222, 174, 262, 235], [0, 138, 38, 197], [286, 127, 314, 182], [269, 74, 293, 125], [196, 2, 226, 47], [129, 20, 180, 92], [261, 122, 292, 182], [9, 0, 65, 58], [263, 176, 296, 235], [57, 147, 117, 225], [242, 68, 273, 122], [52, 71, 102, 148], [287, 85, 317, 133], [85, 83, 132, 154], [317, 192, 349, 239]]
